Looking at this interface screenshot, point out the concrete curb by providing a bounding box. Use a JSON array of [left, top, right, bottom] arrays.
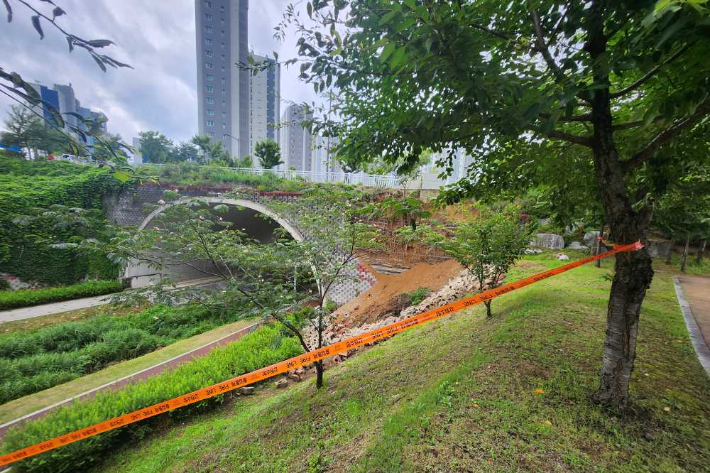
[[672, 277, 710, 377], [0, 320, 261, 440]]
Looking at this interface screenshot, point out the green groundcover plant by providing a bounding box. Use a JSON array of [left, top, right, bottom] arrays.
[[1, 315, 307, 473], [0, 303, 255, 403], [0, 280, 122, 311]]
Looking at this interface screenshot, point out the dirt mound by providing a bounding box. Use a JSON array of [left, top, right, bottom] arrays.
[[334, 259, 463, 329]]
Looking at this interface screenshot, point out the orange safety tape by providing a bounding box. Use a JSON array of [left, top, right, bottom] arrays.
[[0, 241, 643, 467]]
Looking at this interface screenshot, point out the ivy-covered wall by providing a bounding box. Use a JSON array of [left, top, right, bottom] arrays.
[[0, 156, 124, 285]]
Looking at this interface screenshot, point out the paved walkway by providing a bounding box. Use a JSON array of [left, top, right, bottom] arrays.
[[0, 277, 221, 323], [0, 319, 260, 440], [674, 275, 710, 376]]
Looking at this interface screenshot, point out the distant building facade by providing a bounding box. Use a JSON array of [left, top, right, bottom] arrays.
[[27, 82, 107, 147], [249, 53, 280, 161], [280, 104, 312, 171], [195, 0, 250, 158], [312, 134, 341, 173]]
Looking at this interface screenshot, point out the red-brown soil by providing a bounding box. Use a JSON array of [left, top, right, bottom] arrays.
[[334, 259, 463, 328]]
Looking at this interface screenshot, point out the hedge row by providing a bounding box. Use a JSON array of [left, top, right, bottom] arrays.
[[2, 321, 305, 473], [0, 157, 123, 285], [0, 280, 123, 310], [0, 303, 253, 403]]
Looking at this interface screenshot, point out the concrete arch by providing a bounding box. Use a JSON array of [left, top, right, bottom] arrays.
[[138, 197, 304, 241], [125, 197, 303, 288]]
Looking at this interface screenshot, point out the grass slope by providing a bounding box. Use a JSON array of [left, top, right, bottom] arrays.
[[93, 255, 710, 472]]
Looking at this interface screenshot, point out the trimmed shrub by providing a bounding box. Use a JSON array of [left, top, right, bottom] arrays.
[[0, 303, 257, 402], [0, 280, 123, 310], [2, 322, 304, 473]]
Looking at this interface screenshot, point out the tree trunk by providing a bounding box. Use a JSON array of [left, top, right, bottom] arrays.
[[586, 6, 654, 406], [315, 360, 324, 389], [595, 225, 604, 268], [484, 300, 492, 318], [665, 238, 675, 264], [698, 240, 706, 263], [681, 235, 690, 273]]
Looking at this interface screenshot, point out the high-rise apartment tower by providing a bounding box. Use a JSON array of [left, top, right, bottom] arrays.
[[249, 53, 280, 162], [195, 0, 250, 158]]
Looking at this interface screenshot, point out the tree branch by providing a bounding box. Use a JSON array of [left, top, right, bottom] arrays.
[[610, 44, 692, 99], [623, 98, 710, 172], [539, 112, 593, 123], [531, 10, 567, 84], [523, 125, 593, 147]]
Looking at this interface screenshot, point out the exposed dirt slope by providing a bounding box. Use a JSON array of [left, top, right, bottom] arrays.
[[334, 259, 463, 328]]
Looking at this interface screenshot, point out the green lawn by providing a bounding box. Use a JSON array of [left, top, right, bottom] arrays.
[[89, 253, 710, 473]]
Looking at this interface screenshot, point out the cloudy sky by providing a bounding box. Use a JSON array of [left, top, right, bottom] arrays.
[[0, 0, 316, 143]]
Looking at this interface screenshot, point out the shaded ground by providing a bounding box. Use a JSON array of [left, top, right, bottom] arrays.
[[92, 254, 710, 473]]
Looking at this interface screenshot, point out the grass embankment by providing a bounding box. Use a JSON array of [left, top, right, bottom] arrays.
[[0, 318, 255, 426], [0, 304, 253, 403], [91, 253, 709, 473], [0, 281, 122, 311]]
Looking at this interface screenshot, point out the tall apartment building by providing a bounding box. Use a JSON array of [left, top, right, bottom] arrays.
[[195, 0, 250, 158], [27, 82, 107, 146], [280, 104, 313, 171], [249, 54, 280, 162], [312, 134, 341, 173]]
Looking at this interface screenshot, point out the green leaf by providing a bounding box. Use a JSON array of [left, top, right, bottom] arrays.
[[113, 171, 131, 183]]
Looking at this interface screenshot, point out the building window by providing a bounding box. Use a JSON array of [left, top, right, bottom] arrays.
[[221, 66, 226, 73], [207, 109, 215, 116], [221, 18, 225, 24], [206, 120, 214, 127], [220, 5, 224, 11], [205, 26, 213, 34], [206, 74, 214, 81], [221, 30, 225, 36], [204, 13, 212, 21], [204, 1, 212, 8], [221, 89, 226, 97], [205, 50, 214, 57], [221, 54, 225, 61], [221, 78, 226, 85], [222, 100, 226, 107], [206, 97, 214, 104], [209, 131, 215, 137], [204, 37, 212, 45], [205, 62, 213, 69], [222, 124, 227, 130], [206, 85, 214, 92]]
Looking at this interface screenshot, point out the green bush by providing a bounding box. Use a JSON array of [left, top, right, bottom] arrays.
[[0, 157, 122, 285], [2, 322, 304, 473], [0, 280, 123, 310], [406, 287, 431, 306], [0, 303, 263, 403]]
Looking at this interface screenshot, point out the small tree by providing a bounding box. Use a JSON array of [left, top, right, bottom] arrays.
[[406, 206, 532, 318], [255, 139, 283, 169], [138, 131, 173, 164]]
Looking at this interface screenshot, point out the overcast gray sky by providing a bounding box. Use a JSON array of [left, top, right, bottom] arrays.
[[0, 0, 315, 143]]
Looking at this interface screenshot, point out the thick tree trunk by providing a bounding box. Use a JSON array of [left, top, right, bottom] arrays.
[[681, 235, 690, 273], [586, 6, 654, 406], [696, 239, 706, 264], [665, 238, 675, 264]]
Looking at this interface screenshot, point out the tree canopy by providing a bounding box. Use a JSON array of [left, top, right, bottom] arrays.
[[275, 0, 710, 405], [255, 139, 283, 169]]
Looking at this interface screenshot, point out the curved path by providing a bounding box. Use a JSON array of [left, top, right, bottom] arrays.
[[674, 274, 710, 376], [0, 277, 221, 323], [0, 319, 260, 441]]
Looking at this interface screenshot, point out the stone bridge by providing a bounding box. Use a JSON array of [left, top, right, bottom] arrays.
[[106, 184, 377, 305]]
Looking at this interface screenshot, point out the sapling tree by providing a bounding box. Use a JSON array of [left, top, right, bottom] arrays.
[[265, 187, 378, 388], [85, 187, 377, 389], [402, 205, 532, 318]]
